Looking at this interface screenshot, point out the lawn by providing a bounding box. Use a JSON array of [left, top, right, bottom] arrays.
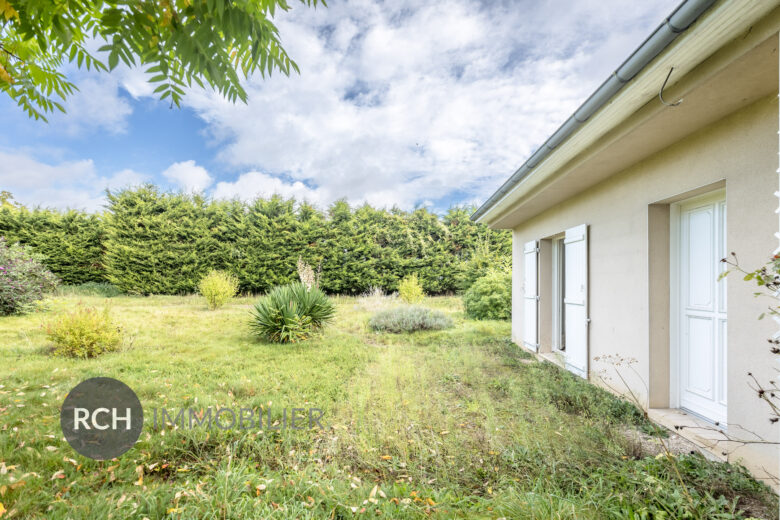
[[0, 293, 776, 519]]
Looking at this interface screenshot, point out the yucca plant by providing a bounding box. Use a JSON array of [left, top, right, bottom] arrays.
[[249, 282, 336, 343]]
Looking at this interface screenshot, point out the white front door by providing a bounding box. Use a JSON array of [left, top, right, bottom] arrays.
[[677, 192, 727, 424]]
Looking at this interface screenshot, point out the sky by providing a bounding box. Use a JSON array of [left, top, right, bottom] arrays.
[[0, 0, 682, 214]]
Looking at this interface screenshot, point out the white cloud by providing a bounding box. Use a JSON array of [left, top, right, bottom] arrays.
[[49, 72, 133, 135], [213, 171, 326, 205], [174, 0, 680, 209], [106, 168, 149, 191], [0, 150, 148, 211], [161, 160, 213, 192]]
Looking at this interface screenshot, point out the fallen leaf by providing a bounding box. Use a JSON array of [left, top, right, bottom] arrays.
[[0, 502, 5, 517], [380, 455, 392, 460], [51, 471, 65, 480]]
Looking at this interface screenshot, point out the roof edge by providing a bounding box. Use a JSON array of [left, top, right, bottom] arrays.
[[471, 0, 717, 223]]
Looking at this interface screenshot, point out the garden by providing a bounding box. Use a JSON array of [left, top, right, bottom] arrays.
[[0, 192, 777, 519]]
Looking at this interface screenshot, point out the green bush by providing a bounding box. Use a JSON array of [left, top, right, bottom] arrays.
[[368, 305, 453, 333], [249, 282, 335, 343], [46, 306, 123, 358], [463, 269, 511, 320], [0, 238, 59, 315], [198, 270, 239, 310], [398, 273, 424, 304]]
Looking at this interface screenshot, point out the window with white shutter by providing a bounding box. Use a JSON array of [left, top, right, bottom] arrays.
[[563, 224, 588, 377]]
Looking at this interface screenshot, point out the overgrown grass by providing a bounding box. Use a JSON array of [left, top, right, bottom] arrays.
[[0, 295, 775, 519]]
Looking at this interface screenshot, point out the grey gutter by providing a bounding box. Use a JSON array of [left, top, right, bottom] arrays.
[[471, 0, 717, 222]]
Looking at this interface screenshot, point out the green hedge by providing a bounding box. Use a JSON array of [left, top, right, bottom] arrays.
[[0, 186, 510, 295], [0, 207, 105, 285]]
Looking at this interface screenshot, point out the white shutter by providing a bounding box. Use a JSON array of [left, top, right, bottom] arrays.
[[522, 240, 539, 352], [564, 224, 588, 378]]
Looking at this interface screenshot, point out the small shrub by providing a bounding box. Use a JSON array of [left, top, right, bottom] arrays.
[[0, 237, 59, 315], [463, 269, 511, 320], [198, 270, 239, 310], [398, 273, 424, 304], [46, 306, 123, 358], [369, 305, 453, 333], [250, 282, 335, 343]]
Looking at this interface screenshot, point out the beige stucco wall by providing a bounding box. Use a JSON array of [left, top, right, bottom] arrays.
[[512, 93, 779, 480]]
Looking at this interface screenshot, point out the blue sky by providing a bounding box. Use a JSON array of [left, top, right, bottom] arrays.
[[0, 0, 680, 213]]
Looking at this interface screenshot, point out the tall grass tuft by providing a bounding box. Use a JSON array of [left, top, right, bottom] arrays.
[[356, 286, 395, 311], [60, 282, 123, 298]]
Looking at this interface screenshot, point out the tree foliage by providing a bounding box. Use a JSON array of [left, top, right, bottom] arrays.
[[0, 186, 511, 295], [0, 0, 322, 120]]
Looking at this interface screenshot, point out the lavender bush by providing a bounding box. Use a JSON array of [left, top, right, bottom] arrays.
[[0, 237, 59, 315]]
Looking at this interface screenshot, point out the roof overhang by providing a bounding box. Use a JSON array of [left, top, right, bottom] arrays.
[[474, 1, 780, 229]]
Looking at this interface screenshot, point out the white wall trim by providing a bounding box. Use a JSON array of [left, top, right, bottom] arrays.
[[669, 202, 681, 409]]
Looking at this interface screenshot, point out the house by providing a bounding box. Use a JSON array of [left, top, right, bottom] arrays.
[[472, 0, 780, 485]]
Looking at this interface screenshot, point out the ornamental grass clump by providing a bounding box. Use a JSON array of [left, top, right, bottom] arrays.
[[198, 270, 239, 310], [250, 282, 335, 343], [369, 305, 453, 333], [0, 238, 59, 315], [46, 306, 124, 358]]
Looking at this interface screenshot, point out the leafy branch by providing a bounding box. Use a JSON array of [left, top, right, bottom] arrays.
[[0, 0, 324, 119]]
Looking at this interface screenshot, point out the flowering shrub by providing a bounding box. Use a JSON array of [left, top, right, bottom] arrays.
[[0, 238, 59, 315], [46, 306, 123, 358], [297, 257, 320, 289]]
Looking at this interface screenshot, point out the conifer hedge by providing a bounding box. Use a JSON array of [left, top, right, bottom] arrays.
[[0, 186, 510, 295]]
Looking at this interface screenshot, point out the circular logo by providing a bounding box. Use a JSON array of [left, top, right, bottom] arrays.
[[60, 377, 143, 460]]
